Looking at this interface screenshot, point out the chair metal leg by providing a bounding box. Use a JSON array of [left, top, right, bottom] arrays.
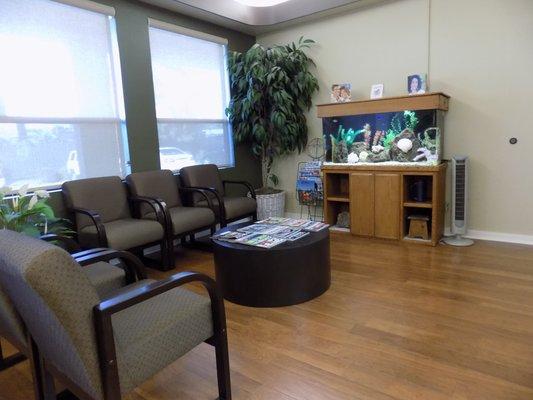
[[214, 330, 232, 400], [27, 335, 49, 400], [165, 238, 176, 270], [0, 340, 26, 371]]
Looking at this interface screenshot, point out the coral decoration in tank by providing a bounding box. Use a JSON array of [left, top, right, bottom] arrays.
[[323, 109, 441, 165]]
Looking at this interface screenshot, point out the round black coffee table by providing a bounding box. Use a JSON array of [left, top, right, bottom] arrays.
[[212, 222, 331, 307]]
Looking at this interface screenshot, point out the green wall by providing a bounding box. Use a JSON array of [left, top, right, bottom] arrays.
[[48, 0, 260, 217]]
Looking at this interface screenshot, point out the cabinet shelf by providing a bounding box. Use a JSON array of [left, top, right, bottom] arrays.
[[329, 226, 350, 233], [402, 236, 433, 245], [328, 196, 350, 203], [403, 201, 433, 209]]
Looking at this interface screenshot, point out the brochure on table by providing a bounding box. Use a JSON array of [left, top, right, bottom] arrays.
[[213, 218, 329, 249]]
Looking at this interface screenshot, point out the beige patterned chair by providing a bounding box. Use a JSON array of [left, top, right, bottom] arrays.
[[62, 176, 171, 268], [179, 164, 257, 227], [0, 230, 231, 400], [126, 170, 217, 269], [0, 239, 147, 399]]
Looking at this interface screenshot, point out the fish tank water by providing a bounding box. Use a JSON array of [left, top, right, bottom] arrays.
[[323, 109, 443, 165]]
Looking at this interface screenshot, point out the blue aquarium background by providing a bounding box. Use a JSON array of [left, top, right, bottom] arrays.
[[323, 109, 441, 164]]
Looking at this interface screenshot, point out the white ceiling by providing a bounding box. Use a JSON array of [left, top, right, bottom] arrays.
[[140, 0, 389, 35]]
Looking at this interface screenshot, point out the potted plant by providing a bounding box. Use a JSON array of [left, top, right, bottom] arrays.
[[226, 37, 319, 219], [0, 185, 71, 237]]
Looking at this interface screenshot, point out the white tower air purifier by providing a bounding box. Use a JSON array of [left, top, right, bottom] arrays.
[[443, 156, 474, 246]]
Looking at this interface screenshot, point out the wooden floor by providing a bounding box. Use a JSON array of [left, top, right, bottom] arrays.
[[2, 234, 533, 399]]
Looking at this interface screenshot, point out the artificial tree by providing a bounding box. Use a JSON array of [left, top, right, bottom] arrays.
[[226, 37, 319, 194]]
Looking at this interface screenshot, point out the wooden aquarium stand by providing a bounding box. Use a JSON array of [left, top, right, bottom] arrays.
[[323, 163, 446, 246]]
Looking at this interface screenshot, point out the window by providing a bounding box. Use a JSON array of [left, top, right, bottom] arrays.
[[0, 0, 128, 190], [148, 20, 234, 171]]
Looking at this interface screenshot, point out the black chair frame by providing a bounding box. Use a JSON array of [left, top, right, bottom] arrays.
[[183, 180, 257, 228]]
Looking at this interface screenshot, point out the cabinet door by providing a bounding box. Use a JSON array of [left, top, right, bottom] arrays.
[[349, 172, 374, 236], [374, 173, 401, 239]]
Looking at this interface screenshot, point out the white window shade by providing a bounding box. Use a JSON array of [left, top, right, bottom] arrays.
[[149, 22, 234, 170], [0, 0, 128, 190]]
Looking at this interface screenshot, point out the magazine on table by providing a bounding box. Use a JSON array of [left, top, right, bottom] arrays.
[[213, 229, 287, 248], [237, 224, 274, 234], [234, 234, 287, 249], [212, 230, 250, 242], [256, 218, 329, 232], [283, 230, 310, 241], [265, 226, 310, 241], [257, 217, 308, 228], [301, 221, 329, 232], [236, 224, 310, 241], [214, 218, 327, 247]]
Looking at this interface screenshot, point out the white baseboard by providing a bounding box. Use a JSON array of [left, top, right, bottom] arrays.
[[285, 212, 533, 246], [446, 228, 533, 246]]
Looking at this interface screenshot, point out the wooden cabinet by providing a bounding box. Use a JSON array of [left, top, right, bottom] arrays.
[[323, 164, 446, 246], [349, 172, 374, 236], [374, 173, 401, 240], [349, 172, 400, 239]]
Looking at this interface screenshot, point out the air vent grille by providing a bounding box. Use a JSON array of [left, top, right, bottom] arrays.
[[454, 161, 466, 221]]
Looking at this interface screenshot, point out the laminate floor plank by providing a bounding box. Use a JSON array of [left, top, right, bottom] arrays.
[[2, 234, 533, 399]]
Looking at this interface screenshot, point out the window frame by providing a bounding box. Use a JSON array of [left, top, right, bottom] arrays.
[[0, 0, 130, 192], [147, 19, 235, 171]]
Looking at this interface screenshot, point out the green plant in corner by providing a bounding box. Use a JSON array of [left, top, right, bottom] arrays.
[[0, 185, 72, 237], [226, 37, 319, 193]]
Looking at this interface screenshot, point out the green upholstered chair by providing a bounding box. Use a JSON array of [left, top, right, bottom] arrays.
[[0, 230, 231, 400], [126, 170, 216, 267], [179, 164, 257, 227], [62, 176, 171, 268]]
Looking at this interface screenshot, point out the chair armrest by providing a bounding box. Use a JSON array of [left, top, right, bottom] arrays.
[[71, 207, 108, 247], [76, 249, 147, 282], [178, 187, 214, 210], [72, 248, 110, 260], [183, 186, 225, 223], [129, 196, 166, 224], [40, 233, 81, 253], [130, 196, 173, 245], [223, 180, 256, 199], [93, 271, 226, 399], [96, 271, 220, 315]]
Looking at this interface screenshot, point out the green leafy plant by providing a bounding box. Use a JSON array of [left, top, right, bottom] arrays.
[[0, 185, 72, 237], [226, 37, 319, 192]]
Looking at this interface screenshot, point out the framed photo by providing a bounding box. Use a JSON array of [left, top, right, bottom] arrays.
[[330, 83, 351, 103], [370, 84, 384, 99], [407, 73, 427, 95]]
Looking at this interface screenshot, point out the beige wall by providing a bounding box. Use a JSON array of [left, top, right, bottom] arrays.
[[258, 0, 533, 237]]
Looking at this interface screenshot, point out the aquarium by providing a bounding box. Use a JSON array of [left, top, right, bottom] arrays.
[[323, 109, 442, 165]]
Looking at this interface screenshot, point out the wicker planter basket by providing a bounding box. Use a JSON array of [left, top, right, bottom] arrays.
[[256, 190, 285, 220]]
